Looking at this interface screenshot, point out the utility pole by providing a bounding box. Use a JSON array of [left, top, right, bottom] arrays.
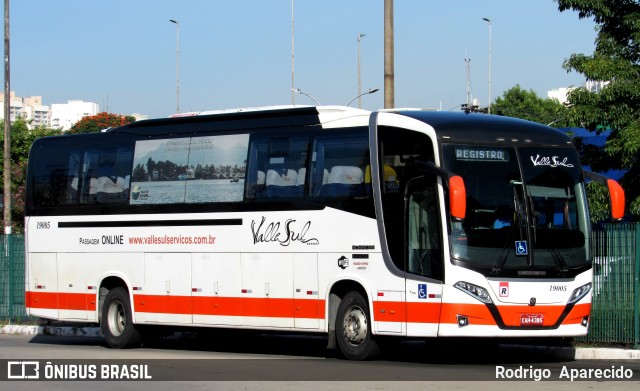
[[357, 33, 365, 108], [291, 0, 295, 105], [3, 0, 11, 235], [483, 17, 492, 114], [384, 0, 394, 109]]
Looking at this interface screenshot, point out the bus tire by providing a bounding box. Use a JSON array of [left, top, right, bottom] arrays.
[[335, 291, 379, 360], [101, 287, 141, 349]]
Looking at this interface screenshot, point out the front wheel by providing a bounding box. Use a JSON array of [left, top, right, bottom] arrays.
[[335, 291, 379, 360], [101, 287, 141, 349]]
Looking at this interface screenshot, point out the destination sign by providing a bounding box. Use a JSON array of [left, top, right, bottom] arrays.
[[455, 148, 509, 162]]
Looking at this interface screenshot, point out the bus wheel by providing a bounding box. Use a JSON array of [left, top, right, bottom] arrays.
[[335, 291, 379, 360], [101, 287, 141, 349]]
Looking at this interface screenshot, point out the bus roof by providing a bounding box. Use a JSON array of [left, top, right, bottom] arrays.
[[102, 105, 572, 147], [109, 105, 370, 136], [393, 110, 574, 147]]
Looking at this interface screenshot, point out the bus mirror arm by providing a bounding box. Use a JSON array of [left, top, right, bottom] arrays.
[[582, 170, 626, 220], [415, 160, 466, 221]]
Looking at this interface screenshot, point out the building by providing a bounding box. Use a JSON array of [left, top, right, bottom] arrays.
[[547, 81, 610, 104], [1, 93, 145, 130], [547, 87, 574, 105], [0, 92, 51, 129], [51, 100, 100, 131]]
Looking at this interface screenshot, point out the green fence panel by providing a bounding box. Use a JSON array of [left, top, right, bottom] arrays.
[[0, 235, 27, 322], [580, 223, 639, 347]]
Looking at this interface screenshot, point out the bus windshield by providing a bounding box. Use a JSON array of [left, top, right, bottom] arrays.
[[443, 144, 590, 277]]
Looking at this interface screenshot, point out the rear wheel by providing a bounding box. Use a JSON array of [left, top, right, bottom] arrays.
[[101, 287, 141, 348], [335, 291, 379, 360]]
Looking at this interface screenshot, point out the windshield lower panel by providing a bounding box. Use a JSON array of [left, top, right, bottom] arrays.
[[443, 144, 590, 278]]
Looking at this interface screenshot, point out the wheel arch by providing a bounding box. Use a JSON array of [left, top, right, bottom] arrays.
[[326, 278, 371, 350], [98, 275, 132, 324]]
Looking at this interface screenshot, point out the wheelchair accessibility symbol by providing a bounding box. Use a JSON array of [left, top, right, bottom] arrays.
[[418, 284, 427, 299], [515, 240, 528, 256]]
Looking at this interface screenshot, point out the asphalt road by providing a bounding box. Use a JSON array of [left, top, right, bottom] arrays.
[[0, 331, 639, 390]]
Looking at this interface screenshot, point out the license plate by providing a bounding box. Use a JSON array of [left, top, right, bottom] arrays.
[[520, 313, 544, 326]]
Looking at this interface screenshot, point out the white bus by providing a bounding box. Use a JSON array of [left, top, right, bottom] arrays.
[[24, 106, 625, 360]]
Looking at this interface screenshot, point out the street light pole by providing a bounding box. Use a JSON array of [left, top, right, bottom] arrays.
[[357, 33, 365, 108], [482, 17, 492, 114], [291, 88, 320, 106], [384, 0, 394, 109], [169, 19, 180, 114], [346, 88, 379, 107]]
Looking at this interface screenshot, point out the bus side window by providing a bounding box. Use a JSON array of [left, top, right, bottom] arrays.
[[310, 129, 369, 198], [77, 146, 133, 205], [246, 135, 309, 200], [31, 144, 86, 208]]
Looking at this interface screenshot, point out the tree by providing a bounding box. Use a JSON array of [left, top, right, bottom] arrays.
[[68, 112, 136, 134], [557, 0, 640, 218], [491, 85, 572, 127], [0, 118, 62, 232]]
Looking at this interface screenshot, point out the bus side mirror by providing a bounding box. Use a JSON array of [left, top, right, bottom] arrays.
[[449, 175, 466, 221], [607, 179, 625, 220]]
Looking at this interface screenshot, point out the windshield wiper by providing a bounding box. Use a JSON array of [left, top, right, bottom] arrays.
[[548, 248, 569, 274], [492, 182, 526, 273]]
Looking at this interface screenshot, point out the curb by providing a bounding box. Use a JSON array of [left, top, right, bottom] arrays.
[[1, 324, 638, 360], [1, 324, 100, 338], [575, 347, 639, 360]]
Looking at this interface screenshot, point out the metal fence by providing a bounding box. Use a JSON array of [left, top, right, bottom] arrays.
[[578, 223, 640, 348], [1, 225, 639, 347], [0, 235, 28, 322]]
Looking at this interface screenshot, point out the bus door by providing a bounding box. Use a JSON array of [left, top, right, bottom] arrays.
[[404, 177, 443, 336]]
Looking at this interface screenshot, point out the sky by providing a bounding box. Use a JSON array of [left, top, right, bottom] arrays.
[[8, 0, 597, 119]]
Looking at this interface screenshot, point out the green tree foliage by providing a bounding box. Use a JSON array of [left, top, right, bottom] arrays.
[[68, 112, 136, 134], [491, 85, 572, 127], [557, 0, 640, 219], [0, 119, 62, 232]]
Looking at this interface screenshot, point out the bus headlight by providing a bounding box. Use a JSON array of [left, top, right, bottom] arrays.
[[568, 283, 591, 304], [454, 281, 493, 304]]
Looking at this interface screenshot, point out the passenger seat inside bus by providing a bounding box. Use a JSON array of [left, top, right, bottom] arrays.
[[95, 176, 129, 203], [321, 166, 365, 197], [265, 168, 298, 197]]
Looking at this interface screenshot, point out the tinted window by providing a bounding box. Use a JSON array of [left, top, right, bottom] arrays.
[[310, 129, 370, 198], [245, 134, 309, 199], [29, 138, 133, 208]]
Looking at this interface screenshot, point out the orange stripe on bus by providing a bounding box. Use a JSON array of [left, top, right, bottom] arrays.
[[439, 302, 591, 326], [439, 302, 496, 325], [373, 300, 588, 327], [27, 290, 588, 328], [373, 301, 442, 323], [135, 294, 326, 319], [26, 291, 96, 311], [28, 291, 326, 320]]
